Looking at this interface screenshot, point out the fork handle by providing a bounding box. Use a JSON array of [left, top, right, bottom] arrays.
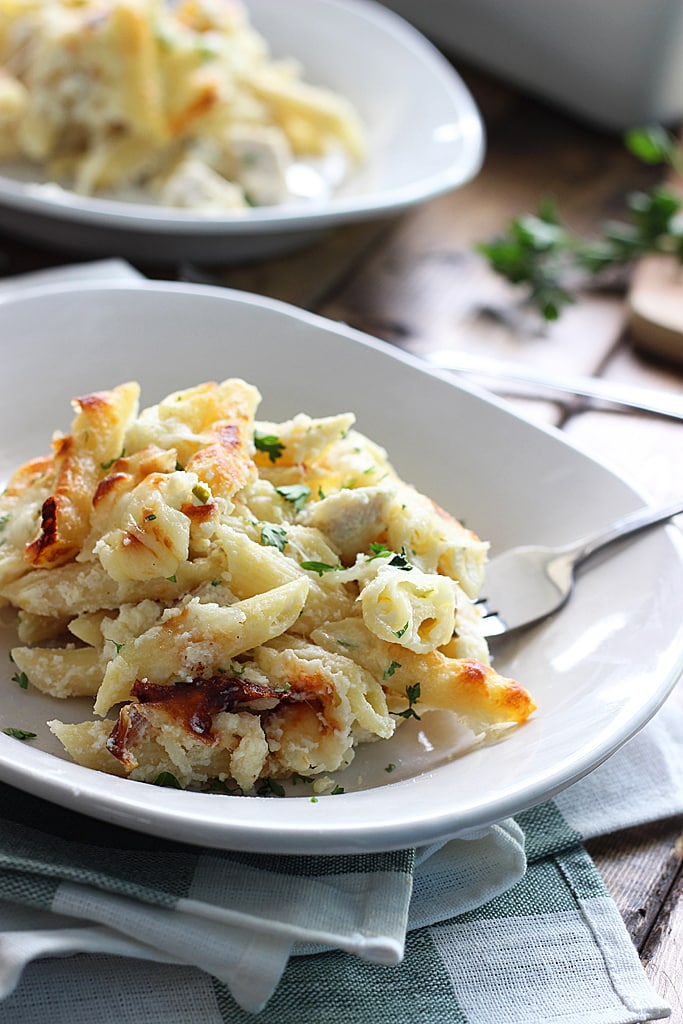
[[569, 499, 683, 567]]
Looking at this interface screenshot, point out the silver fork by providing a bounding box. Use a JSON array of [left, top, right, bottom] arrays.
[[479, 499, 683, 638]]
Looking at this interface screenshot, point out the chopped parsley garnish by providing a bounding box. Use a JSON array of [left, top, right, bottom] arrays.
[[166, 575, 177, 583], [144, 513, 157, 522], [330, 785, 345, 795], [256, 777, 286, 798], [254, 431, 285, 463], [300, 560, 343, 576], [291, 773, 314, 785], [111, 641, 124, 655], [261, 523, 288, 552], [393, 622, 409, 639], [317, 486, 326, 500], [0, 514, 10, 531], [383, 661, 402, 680], [11, 671, 28, 689], [368, 544, 412, 569], [385, 763, 396, 773], [392, 682, 422, 721], [275, 484, 311, 513], [100, 448, 125, 471], [3, 727, 36, 741], [196, 43, 218, 61], [211, 579, 222, 587], [388, 549, 413, 570], [153, 771, 182, 788]]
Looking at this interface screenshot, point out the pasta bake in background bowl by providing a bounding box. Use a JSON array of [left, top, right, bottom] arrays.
[[0, 281, 681, 854], [0, 0, 484, 263]]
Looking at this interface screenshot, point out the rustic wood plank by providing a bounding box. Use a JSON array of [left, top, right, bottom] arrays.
[[586, 820, 683, 943], [318, 196, 630, 376], [193, 218, 394, 309], [603, 329, 683, 393], [641, 854, 683, 1020]]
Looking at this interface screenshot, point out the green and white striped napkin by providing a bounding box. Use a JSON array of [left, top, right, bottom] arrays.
[[0, 680, 679, 1024]]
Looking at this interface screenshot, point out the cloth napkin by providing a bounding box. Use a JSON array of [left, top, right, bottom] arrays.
[[0, 261, 680, 1023], [0, 686, 679, 1024]]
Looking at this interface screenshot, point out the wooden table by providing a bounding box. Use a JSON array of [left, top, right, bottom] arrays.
[[1, 58, 682, 1023]]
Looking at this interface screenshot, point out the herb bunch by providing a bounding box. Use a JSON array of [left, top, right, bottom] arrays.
[[476, 126, 683, 321]]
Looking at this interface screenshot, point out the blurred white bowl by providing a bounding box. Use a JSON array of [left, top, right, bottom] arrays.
[[0, 0, 484, 263], [380, 0, 683, 131]]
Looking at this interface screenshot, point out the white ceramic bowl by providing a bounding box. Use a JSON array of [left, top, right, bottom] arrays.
[[0, 0, 484, 263], [0, 281, 681, 853]]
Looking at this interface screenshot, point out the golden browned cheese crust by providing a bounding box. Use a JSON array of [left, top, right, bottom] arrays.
[[24, 383, 139, 568], [0, 376, 535, 795]]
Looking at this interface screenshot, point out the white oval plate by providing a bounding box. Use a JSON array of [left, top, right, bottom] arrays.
[[0, 281, 681, 854], [0, 0, 483, 263]]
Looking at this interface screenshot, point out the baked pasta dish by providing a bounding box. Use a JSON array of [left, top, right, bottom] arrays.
[[0, 0, 365, 209], [0, 379, 535, 795]]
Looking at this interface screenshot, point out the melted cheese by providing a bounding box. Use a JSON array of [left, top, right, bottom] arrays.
[[0, 375, 536, 793]]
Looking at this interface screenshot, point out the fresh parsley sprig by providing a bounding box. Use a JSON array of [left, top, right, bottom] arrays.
[[275, 484, 311, 513], [391, 682, 422, 721], [261, 523, 288, 552], [368, 543, 413, 570], [256, 777, 286, 797], [3, 727, 36, 740], [477, 126, 683, 321], [153, 771, 182, 788], [254, 431, 285, 463], [477, 198, 577, 321], [300, 560, 342, 576]]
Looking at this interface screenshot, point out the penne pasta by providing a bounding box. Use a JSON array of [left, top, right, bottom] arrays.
[[0, 376, 535, 794], [11, 644, 104, 698], [94, 578, 310, 714]]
